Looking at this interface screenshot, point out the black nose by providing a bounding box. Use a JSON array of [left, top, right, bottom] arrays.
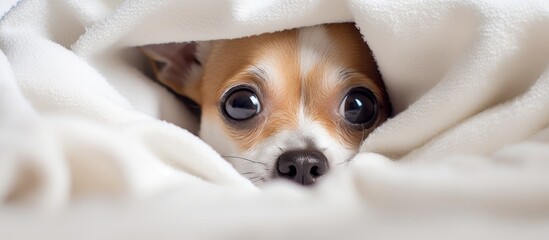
[[276, 149, 329, 185]]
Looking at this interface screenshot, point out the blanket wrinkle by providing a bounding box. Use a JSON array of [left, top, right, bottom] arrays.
[[358, 0, 549, 158], [1, 0, 549, 238]]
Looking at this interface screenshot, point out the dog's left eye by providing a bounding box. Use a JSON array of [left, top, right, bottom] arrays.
[[223, 89, 261, 120], [339, 87, 377, 126]]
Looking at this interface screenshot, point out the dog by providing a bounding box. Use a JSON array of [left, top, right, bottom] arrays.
[[140, 23, 391, 186]]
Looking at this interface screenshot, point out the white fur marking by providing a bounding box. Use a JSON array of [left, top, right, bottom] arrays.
[[298, 26, 334, 77]]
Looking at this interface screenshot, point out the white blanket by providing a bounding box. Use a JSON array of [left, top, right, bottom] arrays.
[[1, 0, 549, 238]]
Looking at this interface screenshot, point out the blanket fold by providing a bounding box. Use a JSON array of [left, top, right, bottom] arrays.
[[1, 0, 549, 238]]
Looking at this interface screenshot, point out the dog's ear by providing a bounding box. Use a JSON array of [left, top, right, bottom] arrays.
[[140, 42, 208, 96]]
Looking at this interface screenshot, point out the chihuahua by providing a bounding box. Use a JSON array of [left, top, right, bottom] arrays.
[[140, 23, 391, 185]]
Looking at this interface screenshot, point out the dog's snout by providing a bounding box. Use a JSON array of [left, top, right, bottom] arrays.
[[276, 149, 329, 185]]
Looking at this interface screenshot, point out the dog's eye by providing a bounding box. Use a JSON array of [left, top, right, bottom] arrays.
[[339, 87, 377, 126], [223, 89, 261, 120]]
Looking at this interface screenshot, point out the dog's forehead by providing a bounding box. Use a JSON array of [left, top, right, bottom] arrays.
[[251, 26, 343, 88], [205, 23, 377, 84]]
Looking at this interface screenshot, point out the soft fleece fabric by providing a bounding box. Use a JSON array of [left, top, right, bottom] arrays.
[[1, 0, 549, 239]]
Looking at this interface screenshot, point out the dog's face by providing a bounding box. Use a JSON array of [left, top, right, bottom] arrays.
[[141, 23, 390, 185]]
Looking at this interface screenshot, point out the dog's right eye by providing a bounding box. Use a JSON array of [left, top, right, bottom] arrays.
[[223, 89, 261, 120]]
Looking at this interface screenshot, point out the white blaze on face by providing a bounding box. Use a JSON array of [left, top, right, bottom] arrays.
[[298, 25, 335, 77]]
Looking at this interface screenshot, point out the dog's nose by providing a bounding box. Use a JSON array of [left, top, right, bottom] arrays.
[[276, 149, 329, 185]]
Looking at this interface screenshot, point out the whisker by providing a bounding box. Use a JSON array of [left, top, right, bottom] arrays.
[[337, 161, 349, 166], [337, 158, 347, 165], [222, 155, 268, 166], [337, 156, 355, 166], [277, 146, 283, 153], [252, 177, 266, 184], [248, 176, 262, 180]]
